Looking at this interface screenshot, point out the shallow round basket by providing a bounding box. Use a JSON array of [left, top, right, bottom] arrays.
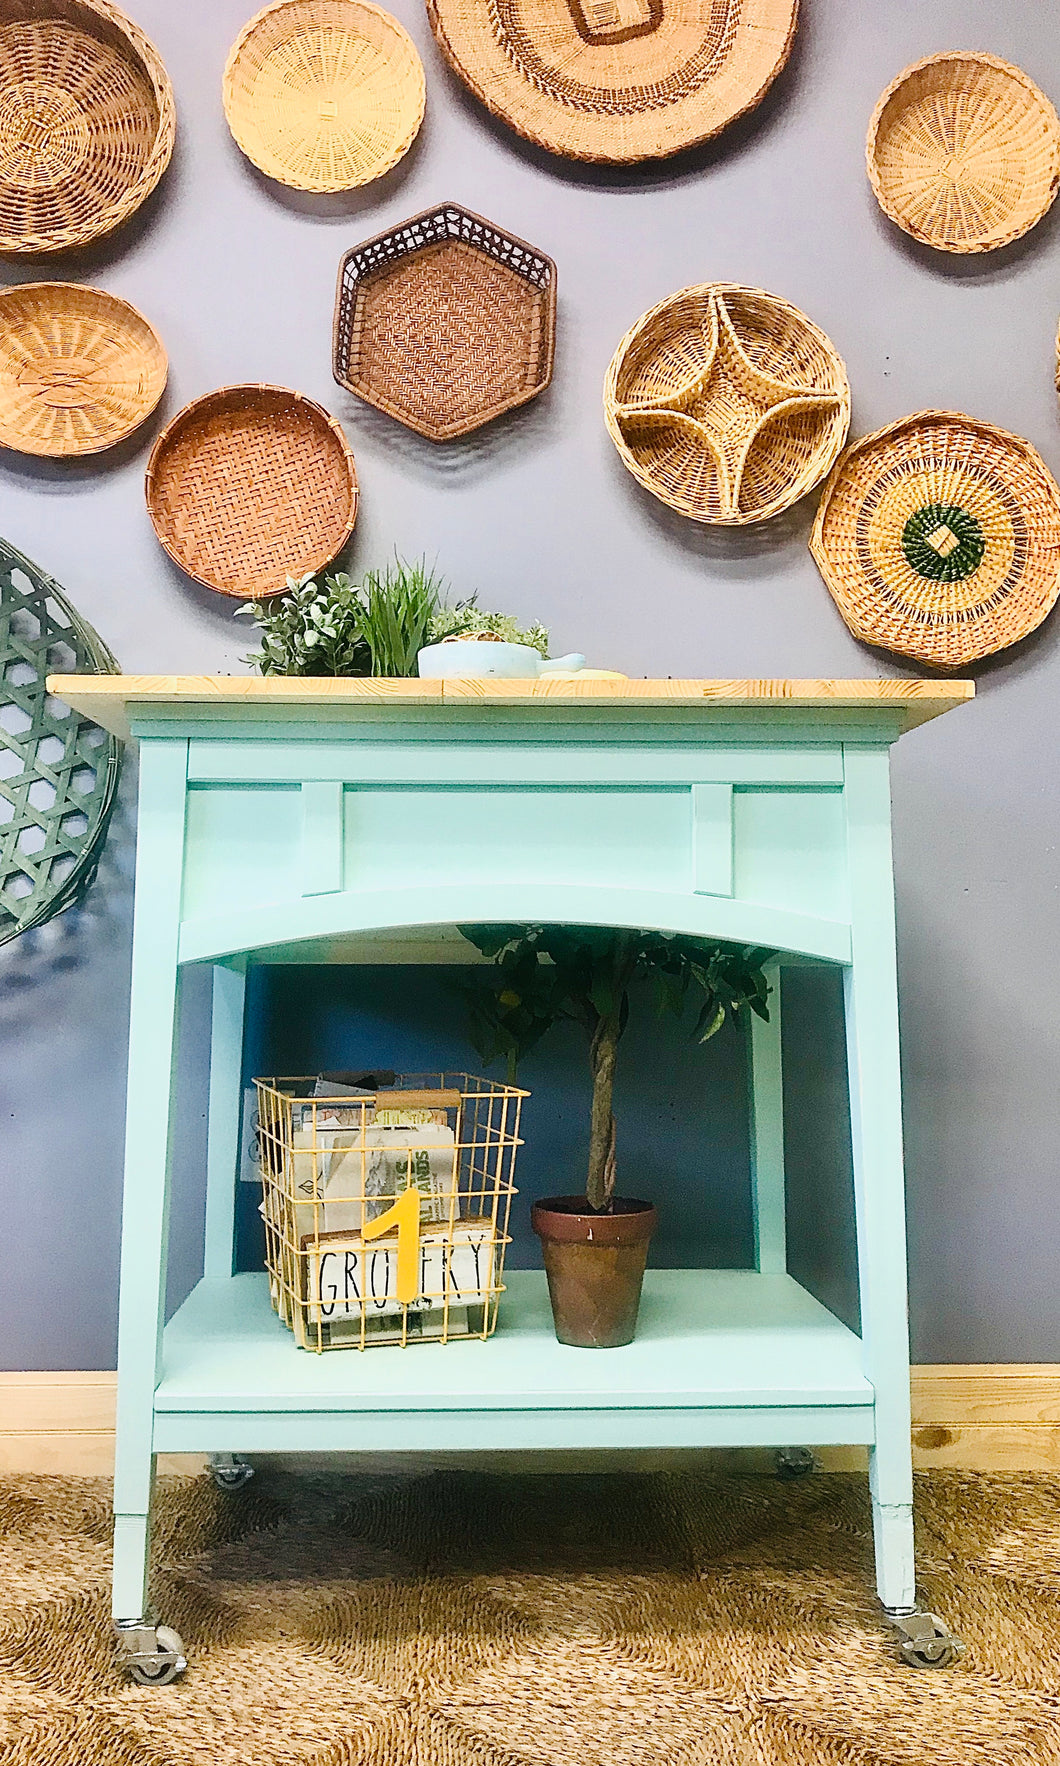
[[145, 385, 358, 599], [0, 0, 175, 256], [867, 52, 1060, 253], [426, 0, 797, 166], [0, 284, 166, 457], [223, 0, 425, 192], [604, 283, 850, 525], [810, 411, 1060, 670], [0, 537, 121, 947]]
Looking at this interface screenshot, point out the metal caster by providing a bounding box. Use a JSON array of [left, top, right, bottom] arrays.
[[209, 1453, 255, 1491], [115, 1620, 187, 1686], [775, 1446, 816, 1481], [885, 1607, 965, 1669]]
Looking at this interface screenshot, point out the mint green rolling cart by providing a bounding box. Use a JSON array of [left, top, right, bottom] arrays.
[[51, 675, 972, 1681]]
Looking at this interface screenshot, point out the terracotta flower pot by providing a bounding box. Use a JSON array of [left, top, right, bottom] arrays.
[[531, 1195, 657, 1348]]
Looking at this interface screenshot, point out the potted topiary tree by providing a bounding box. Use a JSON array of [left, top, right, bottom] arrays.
[[457, 925, 771, 1348]]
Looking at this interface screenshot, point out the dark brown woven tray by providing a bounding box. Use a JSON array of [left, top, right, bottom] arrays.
[[333, 204, 556, 441]]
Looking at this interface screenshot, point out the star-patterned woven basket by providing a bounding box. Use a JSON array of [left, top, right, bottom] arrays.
[[603, 284, 850, 525], [810, 411, 1060, 670], [867, 52, 1060, 255], [0, 539, 121, 946]]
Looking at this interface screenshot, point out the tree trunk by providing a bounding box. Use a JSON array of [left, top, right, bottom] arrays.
[[586, 1014, 619, 1211]]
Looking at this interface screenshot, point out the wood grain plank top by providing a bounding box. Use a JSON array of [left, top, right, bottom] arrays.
[[46, 674, 975, 742]]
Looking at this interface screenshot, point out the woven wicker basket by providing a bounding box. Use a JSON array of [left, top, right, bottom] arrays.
[[868, 52, 1060, 254], [0, 284, 166, 458], [0, 0, 175, 256], [0, 538, 121, 946], [426, 0, 797, 165], [145, 385, 358, 599], [223, 0, 425, 192], [604, 283, 849, 526], [333, 204, 556, 441], [810, 411, 1060, 670]]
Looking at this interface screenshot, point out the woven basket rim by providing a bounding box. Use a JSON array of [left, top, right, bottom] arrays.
[[222, 0, 426, 192], [866, 50, 1060, 255], [810, 408, 1060, 670], [0, 0, 176, 255], [603, 281, 850, 527], [424, 0, 798, 166], [332, 202, 557, 440], [144, 382, 359, 596], [0, 281, 168, 457]]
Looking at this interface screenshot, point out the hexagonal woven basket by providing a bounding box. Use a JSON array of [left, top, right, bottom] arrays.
[[333, 204, 556, 441], [0, 540, 121, 945]]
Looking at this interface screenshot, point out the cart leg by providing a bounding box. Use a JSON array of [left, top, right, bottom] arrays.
[[111, 740, 189, 1683], [748, 961, 786, 1275], [843, 749, 962, 1666], [203, 960, 248, 1281]]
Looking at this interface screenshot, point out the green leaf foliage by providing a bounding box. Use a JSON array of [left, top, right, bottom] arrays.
[[428, 598, 550, 657]]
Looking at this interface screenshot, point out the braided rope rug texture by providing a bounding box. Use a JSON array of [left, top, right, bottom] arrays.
[[1, 1468, 1059, 1764]]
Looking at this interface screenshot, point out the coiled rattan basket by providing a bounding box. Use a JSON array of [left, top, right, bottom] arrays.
[[811, 411, 1060, 670], [0, 284, 167, 458], [223, 0, 425, 192], [145, 384, 358, 599], [0, 0, 175, 255], [0, 538, 121, 946], [604, 283, 850, 525], [868, 52, 1060, 254]]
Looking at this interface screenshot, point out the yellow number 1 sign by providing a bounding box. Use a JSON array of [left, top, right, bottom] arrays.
[[361, 1186, 421, 1305]]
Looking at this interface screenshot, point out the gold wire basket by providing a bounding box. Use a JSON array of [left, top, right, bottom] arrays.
[[867, 52, 1060, 255], [0, 0, 175, 256], [255, 1074, 526, 1350], [223, 0, 426, 193], [0, 283, 167, 458], [604, 283, 850, 526], [810, 410, 1060, 671]]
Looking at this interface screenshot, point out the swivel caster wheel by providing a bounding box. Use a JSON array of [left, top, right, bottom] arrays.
[[209, 1453, 255, 1491], [886, 1608, 965, 1669], [115, 1621, 187, 1686], [775, 1447, 815, 1481]]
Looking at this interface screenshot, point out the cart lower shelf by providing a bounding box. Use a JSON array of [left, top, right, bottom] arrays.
[[152, 1269, 876, 1455]]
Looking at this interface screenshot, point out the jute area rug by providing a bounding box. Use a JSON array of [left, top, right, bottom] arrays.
[[1, 1467, 1059, 1765]]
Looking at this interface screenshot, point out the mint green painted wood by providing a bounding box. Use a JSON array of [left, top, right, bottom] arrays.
[[841, 744, 916, 1610], [112, 738, 187, 1623], [749, 964, 786, 1275], [203, 961, 246, 1282], [691, 783, 734, 895], [300, 781, 344, 896], [109, 693, 950, 1638]]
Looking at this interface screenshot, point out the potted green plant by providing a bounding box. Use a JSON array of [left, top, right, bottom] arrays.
[[457, 924, 771, 1348], [237, 557, 446, 677]]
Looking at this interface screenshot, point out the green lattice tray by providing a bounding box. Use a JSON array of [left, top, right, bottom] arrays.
[[0, 541, 121, 946]]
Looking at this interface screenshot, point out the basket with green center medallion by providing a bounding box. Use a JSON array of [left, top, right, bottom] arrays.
[[0, 539, 121, 945], [810, 411, 1060, 670]]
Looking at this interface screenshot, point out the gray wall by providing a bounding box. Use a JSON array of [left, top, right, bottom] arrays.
[[1, 0, 1058, 1369]]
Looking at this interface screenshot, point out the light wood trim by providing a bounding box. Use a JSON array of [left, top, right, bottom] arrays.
[[0, 1362, 1053, 1475], [47, 675, 974, 743]]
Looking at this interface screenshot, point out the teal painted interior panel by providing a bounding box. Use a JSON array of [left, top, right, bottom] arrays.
[[342, 787, 693, 892], [733, 790, 848, 921], [182, 785, 302, 919]]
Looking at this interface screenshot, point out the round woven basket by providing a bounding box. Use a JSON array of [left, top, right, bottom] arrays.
[[145, 385, 358, 599], [0, 284, 167, 458], [0, 0, 175, 256], [223, 0, 425, 192], [867, 52, 1060, 254], [810, 411, 1060, 670], [0, 536, 121, 947], [604, 283, 850, 526], [425, 0, 797, 165]]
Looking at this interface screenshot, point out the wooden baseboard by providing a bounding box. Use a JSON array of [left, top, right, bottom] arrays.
[[1, 1367, 1057, 1476]]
